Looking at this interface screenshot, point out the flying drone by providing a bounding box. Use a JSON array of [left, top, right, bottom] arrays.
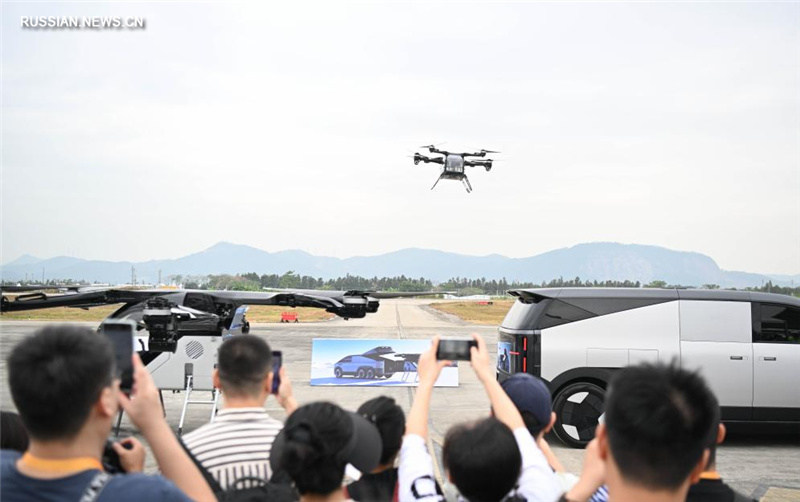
[[413, 144, 499, 193]]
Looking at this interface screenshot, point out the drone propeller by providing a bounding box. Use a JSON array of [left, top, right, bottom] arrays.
[[419, 142, 446, 149], [482, 149, 500, 154]]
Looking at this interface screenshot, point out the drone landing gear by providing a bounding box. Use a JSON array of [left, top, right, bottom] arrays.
[[462, 175, 473, 193], [177, 374, 220, 436], [430, 174, 444, 191]]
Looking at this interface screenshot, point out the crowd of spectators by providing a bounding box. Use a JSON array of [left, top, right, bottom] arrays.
[[0, 325, 757, 502]]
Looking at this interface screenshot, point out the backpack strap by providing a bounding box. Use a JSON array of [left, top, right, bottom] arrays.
[[178, 438, 225, 499], [79, 471, 112, 502]]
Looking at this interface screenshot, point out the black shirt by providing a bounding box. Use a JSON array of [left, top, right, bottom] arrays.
[[686, 478, 756, 502], [347, 469, 399, 502]]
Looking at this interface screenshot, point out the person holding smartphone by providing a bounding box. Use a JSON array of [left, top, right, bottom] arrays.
[[398, 334, 562, 502], [1, 325, 216, 502], [182, 335, 298, 490]]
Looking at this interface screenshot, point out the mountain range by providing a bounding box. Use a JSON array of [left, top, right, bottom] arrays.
[[2, 242, 797, 289]]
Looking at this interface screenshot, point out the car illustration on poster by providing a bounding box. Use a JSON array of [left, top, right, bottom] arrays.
[[332, 346, 420, 379], [311, 339, 458, 387]]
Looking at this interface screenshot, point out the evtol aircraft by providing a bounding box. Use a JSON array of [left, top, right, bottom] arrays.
[[1, 286, 440, 432]]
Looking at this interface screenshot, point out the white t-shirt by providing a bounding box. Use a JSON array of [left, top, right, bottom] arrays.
[[398, 428, 562, 502]]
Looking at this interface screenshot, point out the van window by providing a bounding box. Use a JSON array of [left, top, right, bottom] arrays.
[[540, 300, 595, 329], [756, 304, 800, 344], [501, 298, 552, 330], [680, 300, 751, 343]]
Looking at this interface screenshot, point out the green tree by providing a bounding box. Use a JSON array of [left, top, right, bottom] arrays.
[[279, 271, 301, 289]]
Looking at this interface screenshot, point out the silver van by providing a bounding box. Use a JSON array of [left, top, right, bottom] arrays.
[[496, 288, 800, 447]]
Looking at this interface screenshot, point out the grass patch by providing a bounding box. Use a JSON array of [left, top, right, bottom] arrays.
[[0, 304, 123, 322], [1, 304, 335, 323], [242, 306, 335, 323], [430, 300, 515, 325]]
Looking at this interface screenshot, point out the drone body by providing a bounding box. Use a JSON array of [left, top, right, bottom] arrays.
[[413, 145, 498, 193]]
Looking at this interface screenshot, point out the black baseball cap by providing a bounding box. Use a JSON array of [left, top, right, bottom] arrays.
[[270, 410, 382, 474], [500, 373, 552, 426]]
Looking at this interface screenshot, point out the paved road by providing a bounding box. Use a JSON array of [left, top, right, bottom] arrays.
[[1, 299, 799, 500]]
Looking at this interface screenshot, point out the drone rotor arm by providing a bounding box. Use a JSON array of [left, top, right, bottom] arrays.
[[465, 160, 489, 167], [416, 154, 444, 165]]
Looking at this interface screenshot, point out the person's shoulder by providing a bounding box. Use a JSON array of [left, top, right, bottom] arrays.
[[0, 450, 22, 479], [1, 450, 22, 465], [264, 415, 284, 428], [511, 427, 540, 455], [686, 478, 754, 502], [182, 422, 217, 443], [103, 473, 193, 502]]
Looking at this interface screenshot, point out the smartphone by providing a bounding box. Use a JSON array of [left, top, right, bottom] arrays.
[[271, 351, 282, 394], [436, 339, 477, 361], [102, 320, 136, 392]]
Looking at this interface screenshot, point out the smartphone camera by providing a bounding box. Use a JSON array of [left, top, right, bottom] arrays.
[[101, 320, 137, 392], [271, 350, 282, 394], [436, 339, 477, 361]]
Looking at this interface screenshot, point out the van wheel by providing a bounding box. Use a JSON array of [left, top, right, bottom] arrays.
[[356, 368, 367, 379], [366, 369, 375, 379], [334, 367, 343, 378], [553, 382, 605, 449], [383, 373, 394, 379]]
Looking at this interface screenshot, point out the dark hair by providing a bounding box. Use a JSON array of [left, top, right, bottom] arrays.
[[8, 325, 114, 441], [605, 362, 719, 491], [442, 417, 521, 502], [520, 411, 546, 438], [217, 335, 272, 397], [0, 411, 30, 452], [357, 396, 405, 466], [281, 402, 352, 495]]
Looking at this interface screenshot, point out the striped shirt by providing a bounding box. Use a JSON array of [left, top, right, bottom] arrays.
[[182, 407, 283, 490]]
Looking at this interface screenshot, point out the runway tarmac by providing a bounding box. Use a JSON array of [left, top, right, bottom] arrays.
[[1, 299, 798, 500]]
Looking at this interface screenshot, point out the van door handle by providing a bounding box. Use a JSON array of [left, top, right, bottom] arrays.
[[763, 357, 777, 361], [730, 356, 743, 360]]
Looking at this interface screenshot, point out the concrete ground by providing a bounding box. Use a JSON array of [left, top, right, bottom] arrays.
[[1, 299, 799, 501]]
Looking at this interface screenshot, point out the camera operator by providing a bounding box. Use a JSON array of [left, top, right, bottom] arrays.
[[0, 324, 216, 502]]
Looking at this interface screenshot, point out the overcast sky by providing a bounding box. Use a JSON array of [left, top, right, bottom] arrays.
[[2, 2, 798, 274]]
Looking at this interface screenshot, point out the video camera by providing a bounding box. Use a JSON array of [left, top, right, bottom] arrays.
[[102, 438, 133, 474]]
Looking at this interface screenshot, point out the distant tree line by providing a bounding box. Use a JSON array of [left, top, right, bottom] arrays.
[[177, 272, 434, 292], [4, 275, 797, 298], [171, 273, 800, 297]]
